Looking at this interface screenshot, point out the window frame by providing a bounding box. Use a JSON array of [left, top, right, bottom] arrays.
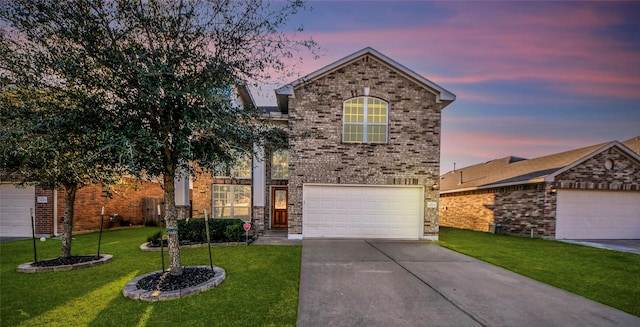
[[212, 184, 252, 221], [213, 153, 252, 179], [271, 148, 289, 180], [342, 96, 389, 144]]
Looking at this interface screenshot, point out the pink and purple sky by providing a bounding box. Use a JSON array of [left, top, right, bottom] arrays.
[[254, 0, 640, 172]]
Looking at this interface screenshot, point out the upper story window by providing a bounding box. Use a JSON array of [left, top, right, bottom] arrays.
[[271, 149, 289, 179], [342, 97, 388, 143], [213, 153, 252, 178]]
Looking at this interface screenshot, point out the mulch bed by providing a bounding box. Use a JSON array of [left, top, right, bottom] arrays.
[[135, 267, 216, 291], [31, 255, 102, 267]]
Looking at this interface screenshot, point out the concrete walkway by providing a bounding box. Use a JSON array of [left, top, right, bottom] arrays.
[[561, 239, 640, 255], [298, 240, 640, 327]]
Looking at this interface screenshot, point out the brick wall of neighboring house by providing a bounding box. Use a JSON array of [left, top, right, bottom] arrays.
[[48, 179, 164, 232], [439, 192, 495, 232], [34, 187, 54, 235], [555, 147, 640, 190], [493, 183, 556, 238], [438, 145, 640, 239], [440, 183, 557, 238], [287, 55, 443, 237], [76, 180, 163, 231]]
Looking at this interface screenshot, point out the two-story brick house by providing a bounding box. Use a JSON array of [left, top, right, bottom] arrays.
[[192, 47, 456, 240]]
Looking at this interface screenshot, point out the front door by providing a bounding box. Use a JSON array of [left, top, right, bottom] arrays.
[[271, 187, 288, 228]]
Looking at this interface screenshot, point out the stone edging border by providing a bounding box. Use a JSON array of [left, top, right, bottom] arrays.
[[123, 265, 226, 301], [139, 241, 248, 251], [17, 254, 113, 273]]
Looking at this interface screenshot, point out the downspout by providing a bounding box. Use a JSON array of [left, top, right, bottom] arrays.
[[53, 187, 58, 236]]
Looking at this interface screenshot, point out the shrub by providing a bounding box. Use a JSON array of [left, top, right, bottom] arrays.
[[171, 218, 247, 243], [225, 222, 245, 242], [146, 231, 164, 246]]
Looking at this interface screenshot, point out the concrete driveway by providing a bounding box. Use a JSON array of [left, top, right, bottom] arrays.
[[298, 240, 640, 327]]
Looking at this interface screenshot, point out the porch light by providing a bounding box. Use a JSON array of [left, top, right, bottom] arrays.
[[431, 183, 439, 190]]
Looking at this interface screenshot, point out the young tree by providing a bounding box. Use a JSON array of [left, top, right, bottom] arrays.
[[1, 0, 314, 275], [0, 85, 124, 258]]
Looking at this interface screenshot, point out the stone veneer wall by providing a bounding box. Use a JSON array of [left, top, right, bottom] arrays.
[[287, 55, 444, 237], [439, 192, 495, 232]]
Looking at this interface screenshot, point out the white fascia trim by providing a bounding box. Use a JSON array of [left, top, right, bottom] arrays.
[[288, 234, 303, 240], [275, 84, 294, 95]]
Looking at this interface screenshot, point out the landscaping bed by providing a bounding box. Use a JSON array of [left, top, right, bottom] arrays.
[[145, 218, 254, 248], [17, 254, 113, 273], [1, 227, 301, 326]]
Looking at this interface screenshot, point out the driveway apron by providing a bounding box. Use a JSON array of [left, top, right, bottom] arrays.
[[297, 239, 640, 327]]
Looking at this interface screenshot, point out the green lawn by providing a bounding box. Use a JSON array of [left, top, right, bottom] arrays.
[[0, 228, 301, 327], [438, 227, 640, 317], [3, 227, 638, 326]]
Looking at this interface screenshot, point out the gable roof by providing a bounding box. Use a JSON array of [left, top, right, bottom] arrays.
[[275, 47, 456, 113], [622, 136, 640, 155], [440, 137, 640, 193]]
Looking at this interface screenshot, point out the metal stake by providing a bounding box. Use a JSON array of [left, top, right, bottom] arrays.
[[97, 207, 104, 257], [205, 209, 213, 271], [158, 204, 165, 272], [30, 208, 37, 263]]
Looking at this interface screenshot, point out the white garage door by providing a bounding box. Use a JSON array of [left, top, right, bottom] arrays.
[[303, 184, 423, 239], [556, 190, 640, 239], [0, 184, 35, 237]]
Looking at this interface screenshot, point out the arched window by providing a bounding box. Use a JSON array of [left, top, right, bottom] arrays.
[[343, 97, 388, 143]]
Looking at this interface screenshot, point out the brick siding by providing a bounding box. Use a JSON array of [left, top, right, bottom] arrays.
[[439, 145, 639, 239], [440, 192, 495, 232], [33, 179, 164, 234], [555, 147, 640, 190], [287, 55, 444, 237]]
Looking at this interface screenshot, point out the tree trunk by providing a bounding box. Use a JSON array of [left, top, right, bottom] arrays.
[[60, 183, 78, 258], [164, 172, 183, 275]]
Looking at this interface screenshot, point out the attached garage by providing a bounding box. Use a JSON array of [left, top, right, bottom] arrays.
[[303, 184, 424, 239], [556, 190, 640, 239], [0, 184, 35, 237]]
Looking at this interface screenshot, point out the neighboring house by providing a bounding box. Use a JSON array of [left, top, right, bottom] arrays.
[[0, 178, 164, 237], [192, 47, 455, 240], [439, 136, 640, 240]]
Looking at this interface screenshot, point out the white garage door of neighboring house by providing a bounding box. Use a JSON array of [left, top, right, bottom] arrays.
[[0, 184, 35, 237], [303, 184, 423, 239], [556, 190, 640, 239]]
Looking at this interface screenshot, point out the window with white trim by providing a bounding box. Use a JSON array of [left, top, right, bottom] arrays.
[[342, 97, 388, 143], [212, 185, 251, 220], [271, 149, 288, 179]]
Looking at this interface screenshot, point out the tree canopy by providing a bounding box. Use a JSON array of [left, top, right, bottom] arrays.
[[1, 0, 315, 273]]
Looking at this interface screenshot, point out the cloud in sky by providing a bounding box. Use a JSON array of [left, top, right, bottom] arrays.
[[295, 1, 640, 100], [259, 1, 640, 170]]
